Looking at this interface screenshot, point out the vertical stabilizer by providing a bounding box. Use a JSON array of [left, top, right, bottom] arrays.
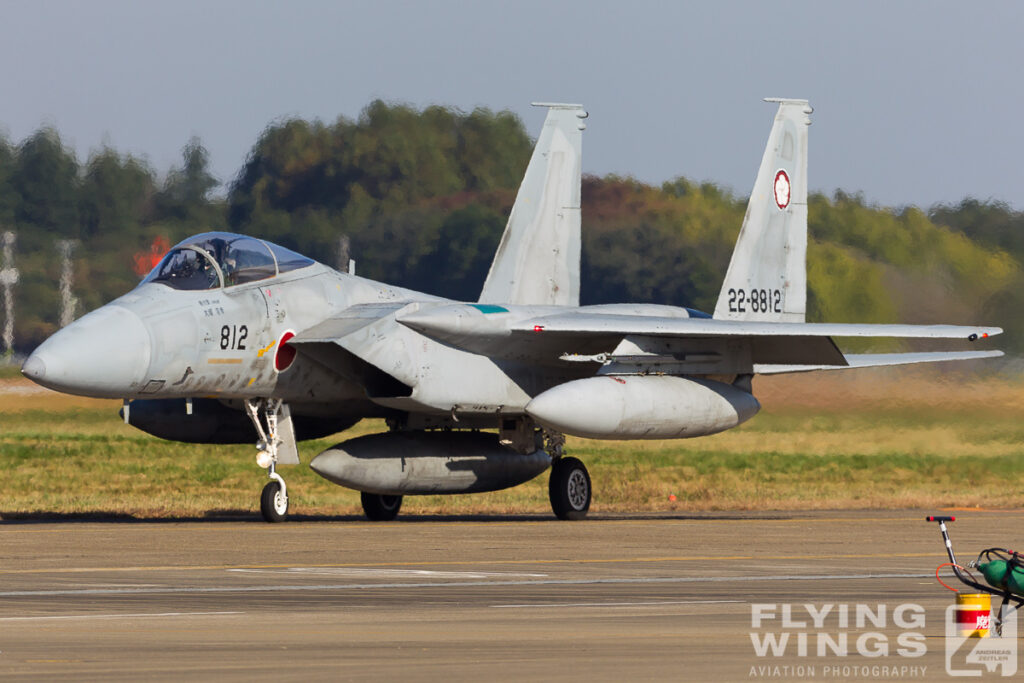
[[714, 99, 812, 322], [479, 103, 587, 306]]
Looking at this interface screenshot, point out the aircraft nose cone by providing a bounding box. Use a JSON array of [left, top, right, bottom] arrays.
[[20, 354, 45, 382], [22, 305, 152, 398]]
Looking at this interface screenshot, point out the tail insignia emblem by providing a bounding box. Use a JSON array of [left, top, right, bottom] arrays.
[[774, 169, 791, 210]]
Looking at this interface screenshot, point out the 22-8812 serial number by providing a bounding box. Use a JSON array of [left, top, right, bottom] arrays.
[[728, 288, 782, 314]]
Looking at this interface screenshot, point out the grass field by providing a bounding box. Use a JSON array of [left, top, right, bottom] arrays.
[[1, 363, 1022, 518]]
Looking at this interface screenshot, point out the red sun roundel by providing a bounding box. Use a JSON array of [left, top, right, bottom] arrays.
[[773, 169, 791, 210]]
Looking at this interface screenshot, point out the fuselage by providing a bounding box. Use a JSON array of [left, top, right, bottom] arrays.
[[23, 232, 733, 439]]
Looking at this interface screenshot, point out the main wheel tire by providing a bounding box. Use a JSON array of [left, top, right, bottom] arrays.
[[361, 492, 403, 521], [260, 480, 288, 523], [549, 456, 591, 520]]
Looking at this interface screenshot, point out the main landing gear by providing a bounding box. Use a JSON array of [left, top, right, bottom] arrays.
[[361, 492, 403, 521], [544, 430, 591, 520], [245, 398, 299, 523]]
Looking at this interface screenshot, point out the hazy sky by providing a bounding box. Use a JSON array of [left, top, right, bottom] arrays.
[[1, 1, 1020, 208]]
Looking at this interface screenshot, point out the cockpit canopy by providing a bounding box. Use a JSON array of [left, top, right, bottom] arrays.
[[142, 232, 315, 291]]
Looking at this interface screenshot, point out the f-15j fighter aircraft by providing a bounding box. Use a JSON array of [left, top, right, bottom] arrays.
[[22, 100, 1002, 522]]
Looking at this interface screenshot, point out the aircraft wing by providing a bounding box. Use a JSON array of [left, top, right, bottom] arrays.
[[517, 314, 1001, 373], [398, 304, 1002, 374], [512, 313, 1000, 341]]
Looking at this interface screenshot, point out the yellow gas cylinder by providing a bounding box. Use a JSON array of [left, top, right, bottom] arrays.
[[955, 592, 992, 638]]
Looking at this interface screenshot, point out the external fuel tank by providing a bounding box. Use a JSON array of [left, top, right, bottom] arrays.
[[525, 375, 760, 439]]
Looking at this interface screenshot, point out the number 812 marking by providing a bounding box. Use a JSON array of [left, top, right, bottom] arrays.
[[727, 288, 782, 314], [220, 324, 248, 350]]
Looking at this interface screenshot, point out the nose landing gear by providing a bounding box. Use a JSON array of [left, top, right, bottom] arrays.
[[245, 398, 299, 522]]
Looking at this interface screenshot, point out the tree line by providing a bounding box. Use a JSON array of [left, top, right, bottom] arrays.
[[1, 100, 1022, 352]]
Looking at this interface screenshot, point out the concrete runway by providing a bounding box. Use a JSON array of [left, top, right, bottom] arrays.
[[0, 511, 1020, 681]]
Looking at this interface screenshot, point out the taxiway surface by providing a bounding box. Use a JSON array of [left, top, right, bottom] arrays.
[[0, 511, 1019, 681]]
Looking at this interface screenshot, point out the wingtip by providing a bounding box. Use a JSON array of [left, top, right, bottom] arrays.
[[763, 97, 810, 104], [970, 327, 1003, 340], [763, 97, 813, 115], [531, 101, 585, 109]]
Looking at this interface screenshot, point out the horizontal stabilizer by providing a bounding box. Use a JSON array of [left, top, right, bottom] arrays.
[[753, 350, 1004, 375]]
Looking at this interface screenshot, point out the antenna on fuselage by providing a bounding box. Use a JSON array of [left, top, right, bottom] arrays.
[[57, 239, 79, 328], [0, 230, 18, 360], [337, 234, 350, 273], [336, 234, 356, 276]]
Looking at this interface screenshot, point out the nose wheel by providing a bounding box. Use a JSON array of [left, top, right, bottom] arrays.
[[245, 398, 298, 523], [260, 475, 288, 523]]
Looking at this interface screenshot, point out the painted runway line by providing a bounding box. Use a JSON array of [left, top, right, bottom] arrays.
[[0, 572, 933, 598], [0, 611, 243, 622], [491, 599, 744, 609], [0, 551, 941, 574], [227, 567, 548, 579]]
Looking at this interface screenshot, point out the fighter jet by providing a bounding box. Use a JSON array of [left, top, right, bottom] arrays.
[[22, 100, 1002, 522]]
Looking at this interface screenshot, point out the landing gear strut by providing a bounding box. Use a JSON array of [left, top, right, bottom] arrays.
[[245, 398, 292, 523], [545, 430, 591, 520]]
